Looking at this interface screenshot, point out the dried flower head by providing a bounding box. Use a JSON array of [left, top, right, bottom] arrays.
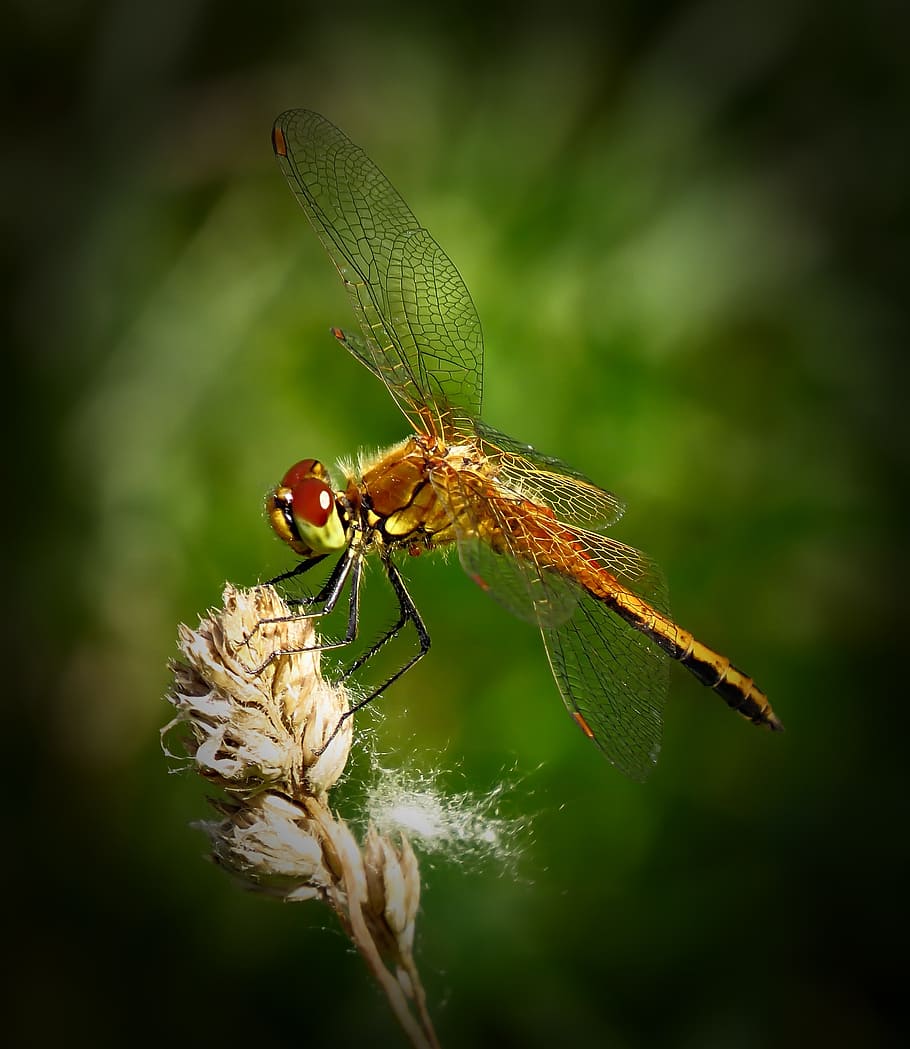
[[198, 792, 334, 901], [164, 584, 352, 795]]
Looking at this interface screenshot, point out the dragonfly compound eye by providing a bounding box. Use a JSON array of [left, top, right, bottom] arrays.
[[267, 459, 346, 557], [291, 475, 334, 528]]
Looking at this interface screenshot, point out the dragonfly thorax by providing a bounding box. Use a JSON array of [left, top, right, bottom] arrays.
[[267, 457, 347, 558], [351, 435, 471, 552]]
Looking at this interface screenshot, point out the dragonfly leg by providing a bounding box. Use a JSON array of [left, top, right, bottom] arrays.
[[243, 552, 362, 672], [313, 553, 431, 757], [339, 593, 409, 683], [260, 548, 356, 624], [350, 552, 430, 702], [265, 553, 328, 590], [267, 549, 359, 614]]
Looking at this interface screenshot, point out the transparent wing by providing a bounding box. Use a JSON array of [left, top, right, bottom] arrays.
[[272, 109, 484, 431], [456, 533, 580, 627], [474, 421, 625, 530], [538, 528, 670, 780], [437, 465, 669, 778], [427, 464, 575, 626], [542, 584, 669, 780]]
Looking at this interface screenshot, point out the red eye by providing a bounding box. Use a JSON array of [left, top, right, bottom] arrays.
[[281, 458, 319, 488], [291, 477, 334, 527]]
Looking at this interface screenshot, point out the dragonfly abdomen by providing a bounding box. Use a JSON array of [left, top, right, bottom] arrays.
[[676, 639, 783, 730], [541, 532, 784, 733], [603, 584, 783, 732]]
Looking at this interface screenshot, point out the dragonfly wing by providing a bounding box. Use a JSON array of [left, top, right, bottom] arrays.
[[474, 421, 626, 530], [387, 228, 484, 428], [441, 463, 670, 778], [430, 467, 578, 626], [329, 326, 388, 386], [542, 586, 669, 780], [273, 109, 484, 429], [539, 528, 670, 779], [456, 533, 579, 627]]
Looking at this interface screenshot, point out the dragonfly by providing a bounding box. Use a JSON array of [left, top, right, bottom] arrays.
[[265, 108, 782, 780]]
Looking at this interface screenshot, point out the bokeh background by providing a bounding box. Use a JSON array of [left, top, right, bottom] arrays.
[[8, 1, 907, 1046]]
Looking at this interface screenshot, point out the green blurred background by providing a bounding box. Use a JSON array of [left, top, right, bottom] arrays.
[[8, 1, 907, 1046]]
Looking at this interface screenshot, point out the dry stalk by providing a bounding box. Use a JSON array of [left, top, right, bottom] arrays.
[[163, 584, 440, 1049]]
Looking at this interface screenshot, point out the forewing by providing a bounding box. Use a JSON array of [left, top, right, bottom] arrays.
[[272, 109, 484, 428], [475, 421, 625, 530]]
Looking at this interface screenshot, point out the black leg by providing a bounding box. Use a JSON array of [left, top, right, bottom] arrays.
[[338, 553, 424, 681], [265, 553, 328, 590], [350, 553, 430, 705], [252, 548, 432, 758], [257, 549, 356, 627], [267, 549, 353, 613], [243, 551, 362, 672], [315, 552, 431, 756]]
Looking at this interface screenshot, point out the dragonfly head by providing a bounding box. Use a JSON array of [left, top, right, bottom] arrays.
[[267, 458, 347, 558]]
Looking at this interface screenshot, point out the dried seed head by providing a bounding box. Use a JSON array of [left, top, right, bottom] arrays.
[[198, 792, 335, 901], [164, 584, 352, 796]]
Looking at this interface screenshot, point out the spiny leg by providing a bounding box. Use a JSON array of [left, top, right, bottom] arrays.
[[244, 551, 363, 672], [316, 552, 431, 755], [347, 553, 431, 708], [266, 552, 329, 590], [266, 548, 350, 613], [241, 553, 332, 652]]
